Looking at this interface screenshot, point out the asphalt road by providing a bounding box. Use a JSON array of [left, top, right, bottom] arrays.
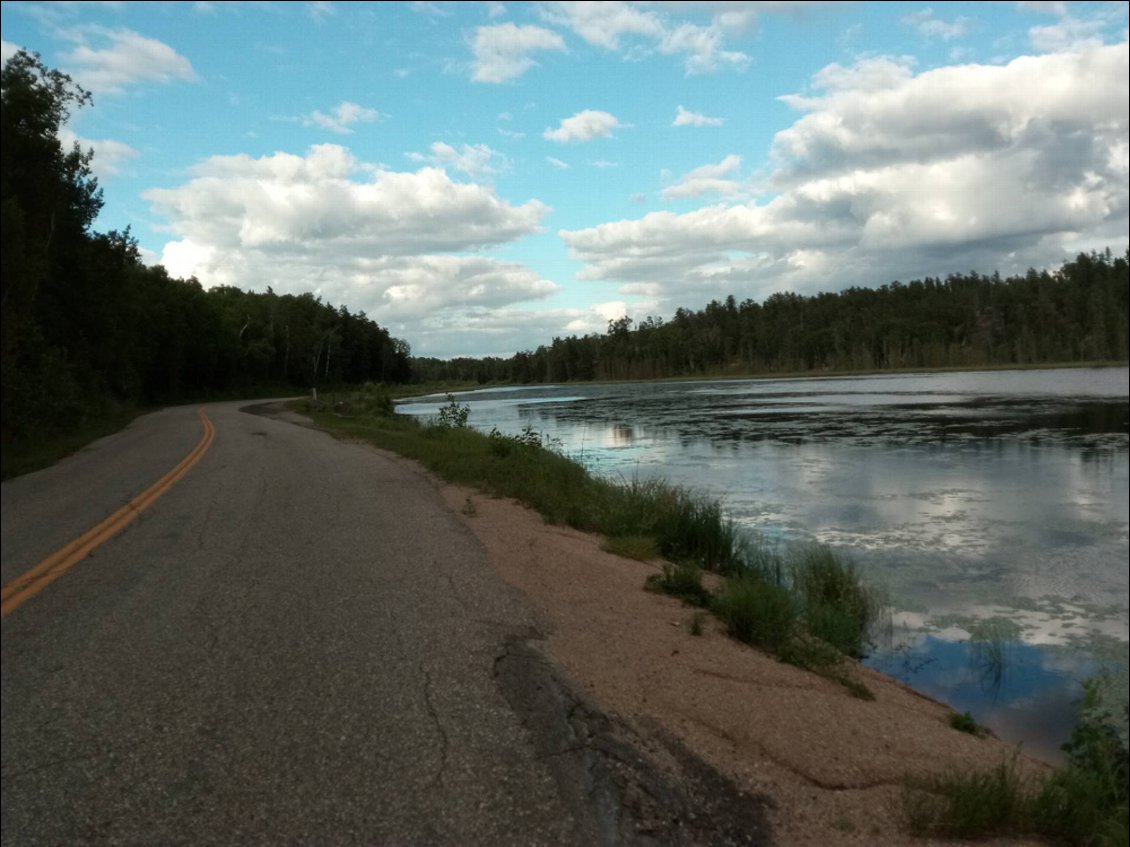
[[1, 401, 771, 846]]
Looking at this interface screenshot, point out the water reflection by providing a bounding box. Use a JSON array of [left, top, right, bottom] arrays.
[[398, 368, 1129, 759]]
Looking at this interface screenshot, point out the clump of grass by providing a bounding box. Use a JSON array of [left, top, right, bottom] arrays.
[[906, 680, 1129, 845], [949, 711, 983, 736], [603, 535, 659, 561], [905, 758, 1029, 838], [712, 574, 798, 654], [792, 544, 885, 659], [645, 562, 713, 608], [688, 610, 707, 636]]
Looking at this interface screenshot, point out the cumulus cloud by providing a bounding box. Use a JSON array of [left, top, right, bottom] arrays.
[[538, 1, 663, 50], [406, 141, 507, 176], [673, 105, 724, 127], [560, 44, 1129, 309], [303, 101, 380, 134], [901, 7, 970, 41], [546, 156, 569, 169], [538, 0, 752, 75], [1, 39, 21, 64], [544, 109, 627, 142], [62, 28, 196, 94], [59, 128, 139, 179], [146, 144, 557, 354], [661, 154, 743, 200], [471, 23, 566, 83], [406, 299, 647, 358]]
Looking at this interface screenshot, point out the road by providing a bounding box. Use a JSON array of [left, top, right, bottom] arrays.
[[1, 401, 771, 846]]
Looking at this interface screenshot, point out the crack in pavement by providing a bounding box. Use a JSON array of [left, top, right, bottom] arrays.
[[493, 634, 775, 847], [418, 660, 450, 791]]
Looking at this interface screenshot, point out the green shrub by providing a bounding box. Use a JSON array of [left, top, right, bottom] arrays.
[[645, 562, 713, 608], [792, 544, 883, 659], [713, 574, 798, 653], [949, 711, 983, 736]]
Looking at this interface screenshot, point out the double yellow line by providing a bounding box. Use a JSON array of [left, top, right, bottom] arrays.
[[1, 408, 215, 619]]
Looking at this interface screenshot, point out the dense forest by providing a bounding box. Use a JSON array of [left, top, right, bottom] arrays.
[[1, 52, 409, 449], [413, 250, 1129, 385]]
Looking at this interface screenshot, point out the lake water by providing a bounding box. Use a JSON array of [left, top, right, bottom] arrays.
[[398, 368, 1129, 763]]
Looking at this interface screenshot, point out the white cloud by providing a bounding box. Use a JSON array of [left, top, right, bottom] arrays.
[[146, 144, 557, 356], [560, 44, 1129, 309], [546, 156, 569, 169], [673, 105, 724, 127], [658, 20, 750, 74], [308, 2, 335, 22], [1, 39, 21, 64], [661, 154, 742, 199], [901, 8, 970, 41], [59, 128, 139, 179], [538, 1, 663, 50], [406, 141, 508, 176], [544, 109, 626, 142], [471, 23, 566, 83], [63, 28, 196, 94], [303, 101, 380, 134], [539, 1, 754, 75]]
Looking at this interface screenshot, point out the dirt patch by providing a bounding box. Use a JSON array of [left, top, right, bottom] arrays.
[[445, 486, 1050, 847]]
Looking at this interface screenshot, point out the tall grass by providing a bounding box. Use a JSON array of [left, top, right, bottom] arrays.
[[906, 679, 1129, 846]]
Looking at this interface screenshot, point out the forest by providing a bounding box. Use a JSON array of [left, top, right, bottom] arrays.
[[412, 249, 1129, 385], [1, 51, 409, 451], [2, 50, 1127, 461]]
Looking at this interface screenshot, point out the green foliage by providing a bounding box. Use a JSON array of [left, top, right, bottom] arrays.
[[410, 250, 1129, 385], [791, 545, 885, 659], [644, 562, 713, 608], [603, 535, 660, 561], [906, 682, 1130, 846], [436, 394, 470, 428], [1, 51, 414, 471], [689, 610, 706, 636], [712, 575, 798, 654], [949, 711, 983, 736]]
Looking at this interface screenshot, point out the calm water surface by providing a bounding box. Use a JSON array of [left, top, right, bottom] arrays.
[[399, 368, 1129, 763]]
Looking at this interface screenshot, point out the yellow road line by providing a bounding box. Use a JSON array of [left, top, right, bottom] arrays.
[[1, 408, 216, 619]]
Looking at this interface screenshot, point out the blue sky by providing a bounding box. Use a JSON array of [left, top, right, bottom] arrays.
[[2, 1, 1127, 357]]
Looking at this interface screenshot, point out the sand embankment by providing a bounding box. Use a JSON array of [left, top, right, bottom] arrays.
[[444, 484, 1049, 847]]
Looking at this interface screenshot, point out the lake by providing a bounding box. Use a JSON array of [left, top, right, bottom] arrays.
[[397, 367, 1129, 763]]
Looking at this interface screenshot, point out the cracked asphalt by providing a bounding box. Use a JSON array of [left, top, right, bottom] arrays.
[[1, 401, 771, 845]]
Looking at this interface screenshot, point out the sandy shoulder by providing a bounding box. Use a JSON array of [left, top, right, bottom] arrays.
[[442, 484, 1049, 847]]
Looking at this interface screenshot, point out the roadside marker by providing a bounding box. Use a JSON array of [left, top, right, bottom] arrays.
[[0, 408, 215, 618]]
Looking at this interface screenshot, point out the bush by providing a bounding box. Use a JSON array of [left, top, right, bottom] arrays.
[[645, 562, 713, 608], [713, 574, 798, 653], [436, 393, 469, 428], [792, 544, 884, 659]]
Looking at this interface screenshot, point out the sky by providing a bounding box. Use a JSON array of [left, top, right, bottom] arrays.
[[2, 1, 1127, 358]]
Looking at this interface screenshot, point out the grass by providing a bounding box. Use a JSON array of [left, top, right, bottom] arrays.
[[300, 388, 886, 696], [1, 403, 144, 480], [949, 711, 984, 736], [645, 562, 713, 608], [906, 680, 1129, 846], [603, 535, 659, 561]]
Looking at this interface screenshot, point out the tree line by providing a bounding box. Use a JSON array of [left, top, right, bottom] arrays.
[[1, 51, 409, 448], [411, 250, 1129, 385]]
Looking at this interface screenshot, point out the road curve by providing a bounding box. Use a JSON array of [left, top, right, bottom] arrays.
[[1, 401, 771, 846]]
